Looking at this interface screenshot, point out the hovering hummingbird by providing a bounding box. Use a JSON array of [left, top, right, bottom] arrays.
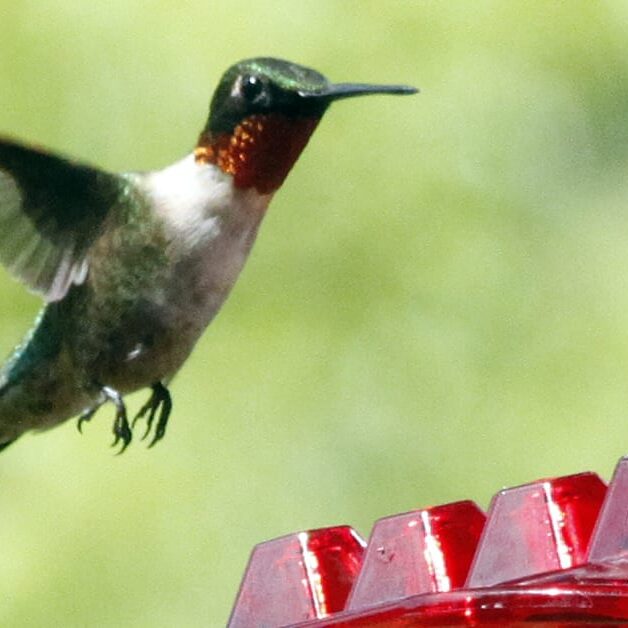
[[0, 57, 416, 453]]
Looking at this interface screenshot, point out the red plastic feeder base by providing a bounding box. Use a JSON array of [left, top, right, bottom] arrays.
[[228, 457, 628, 626]]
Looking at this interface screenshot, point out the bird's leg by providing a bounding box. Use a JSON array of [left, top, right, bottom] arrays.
[[132, 382, 172, 448], [102, 385, 132, 454]]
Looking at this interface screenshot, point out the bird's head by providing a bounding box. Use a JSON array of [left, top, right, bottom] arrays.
[[195, 57, 417, 194]]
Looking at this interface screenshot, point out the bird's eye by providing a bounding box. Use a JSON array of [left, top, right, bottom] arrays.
[[240, 75, 264, 102]]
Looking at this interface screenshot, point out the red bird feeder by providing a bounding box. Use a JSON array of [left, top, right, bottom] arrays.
[[229, 456, 628, 626]]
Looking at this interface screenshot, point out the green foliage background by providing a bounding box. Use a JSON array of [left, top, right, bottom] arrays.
[[2, 1, 628, 625]]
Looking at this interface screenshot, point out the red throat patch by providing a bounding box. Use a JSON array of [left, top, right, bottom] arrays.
[[195, 113, 320, 195]]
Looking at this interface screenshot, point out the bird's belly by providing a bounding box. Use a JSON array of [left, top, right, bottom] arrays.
[[95, 261, 242, 393], [94, 304, 213, 394]]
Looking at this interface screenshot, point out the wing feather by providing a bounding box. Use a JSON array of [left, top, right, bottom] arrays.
[[0, 138, 125, 301]]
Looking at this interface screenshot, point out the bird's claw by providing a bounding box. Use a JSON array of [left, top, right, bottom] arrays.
[[77, 394, 106, 434], [133, 382, 172, 448], [77, 406, 98, 433], [102, 386, 132, 454], [111, 408, 132, 454]]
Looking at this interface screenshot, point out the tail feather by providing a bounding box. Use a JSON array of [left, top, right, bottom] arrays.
[[0, 438, 16, 453]]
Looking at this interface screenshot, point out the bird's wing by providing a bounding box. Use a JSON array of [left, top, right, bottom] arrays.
[[0, 137, 125, 302]]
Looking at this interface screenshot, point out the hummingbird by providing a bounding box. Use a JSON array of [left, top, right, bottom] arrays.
[[0, 57, 416, 453]]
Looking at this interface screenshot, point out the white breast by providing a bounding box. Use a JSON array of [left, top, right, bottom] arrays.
[[143, 154, 272, 247], [138, 154, 274, 325]]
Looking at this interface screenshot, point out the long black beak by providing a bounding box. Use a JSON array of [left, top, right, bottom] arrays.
[[300, 82, 418, 102]]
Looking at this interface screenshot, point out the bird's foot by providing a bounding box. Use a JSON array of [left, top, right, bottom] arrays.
[[102, 386, 132, 454], [132, 382, 172, 448], [76, 384, 169, 452]]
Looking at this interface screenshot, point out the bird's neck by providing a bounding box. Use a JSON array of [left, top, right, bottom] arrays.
[[194, 113, 320, 194], [142, 154, 272, 250]]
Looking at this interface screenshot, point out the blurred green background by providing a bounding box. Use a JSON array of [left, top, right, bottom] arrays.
[[1, 1, 628, 625]]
